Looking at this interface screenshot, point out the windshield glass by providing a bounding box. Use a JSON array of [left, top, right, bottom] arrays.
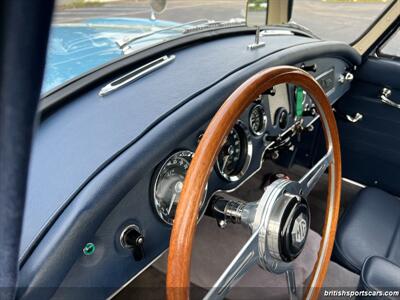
[[43, 0, 247, 94], [291, 0, 392, 44], [43, 0, 393, 94]]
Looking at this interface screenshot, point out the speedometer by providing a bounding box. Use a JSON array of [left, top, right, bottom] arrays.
[[216, 123, 252, 182], [152, 150, 207, 225]]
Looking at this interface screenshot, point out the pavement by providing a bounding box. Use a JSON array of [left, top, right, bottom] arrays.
[[53, 0, 390, 43]]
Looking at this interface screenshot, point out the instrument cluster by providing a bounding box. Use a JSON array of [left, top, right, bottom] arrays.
[[151, 83, 311, 225]]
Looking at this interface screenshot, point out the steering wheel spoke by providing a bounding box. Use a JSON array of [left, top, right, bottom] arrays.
[[286, 269, 298, 300], [204, 229, 260, 300], [298, 149, 333, 197]]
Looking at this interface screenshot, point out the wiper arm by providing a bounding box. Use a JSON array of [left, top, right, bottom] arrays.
[[115, 19, 210, 51], [182, 19, 245, 34]]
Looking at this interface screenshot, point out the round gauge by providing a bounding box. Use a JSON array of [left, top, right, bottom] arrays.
[[153, 150, 207, 225], [249, 104, 267, 136], [216, 123, 252, 182]]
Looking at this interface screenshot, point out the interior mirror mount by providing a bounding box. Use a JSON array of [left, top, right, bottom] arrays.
[[246, 0, 268, 50], [149, 0, 167, 21], [246, 0, 293, 50]]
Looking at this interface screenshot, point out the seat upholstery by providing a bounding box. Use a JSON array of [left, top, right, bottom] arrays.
[[334, 187, 400, 274], [359, 256, 400, 299]]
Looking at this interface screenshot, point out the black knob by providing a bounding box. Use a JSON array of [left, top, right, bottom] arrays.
[[266, 88, 276, 96], [301, 63, 317, 73], [302, 106, 317, 117], [263, 134, 275, 143], [275, 108, 288, 129], [120, 225, 145, 261]]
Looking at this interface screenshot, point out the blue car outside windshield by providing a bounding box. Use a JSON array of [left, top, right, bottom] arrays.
[[42, 18, 179, 94]]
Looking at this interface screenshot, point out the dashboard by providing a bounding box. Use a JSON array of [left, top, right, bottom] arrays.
[[17, 31, 361, 300], [150, 71, 342, 228], [151, 84, 297, 225]]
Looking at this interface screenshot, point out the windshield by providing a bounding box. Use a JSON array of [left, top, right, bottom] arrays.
[[43, 0, 392, 94], [43, 0, 247, 94], [291, 0, 392, 44]]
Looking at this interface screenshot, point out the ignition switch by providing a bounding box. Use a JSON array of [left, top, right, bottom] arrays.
[[120, 225, 145, 261]]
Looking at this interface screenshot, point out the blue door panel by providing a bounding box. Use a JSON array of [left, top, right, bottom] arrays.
[[335, 58, 400, 195]]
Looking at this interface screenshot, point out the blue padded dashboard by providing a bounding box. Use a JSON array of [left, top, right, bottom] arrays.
[[18, 31, 361, 299], [22, 34, 316, 257]]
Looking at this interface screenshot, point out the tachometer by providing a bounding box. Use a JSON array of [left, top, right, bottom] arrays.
[[152, 150, 207, 225], [216, 123, 252, 182], [249, 104, 267, 135]]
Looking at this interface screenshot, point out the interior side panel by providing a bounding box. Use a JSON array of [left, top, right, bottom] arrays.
[[335, 58, 400, 195]]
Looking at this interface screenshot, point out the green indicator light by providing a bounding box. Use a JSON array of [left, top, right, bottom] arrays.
[[296, 87, 304, 117], [83, 242, 96, 256]]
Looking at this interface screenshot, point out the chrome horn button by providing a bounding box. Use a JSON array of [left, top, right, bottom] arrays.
[[253, 179, 310, 274], [279, 196, 310, 262], [292, 213, 308, 246]]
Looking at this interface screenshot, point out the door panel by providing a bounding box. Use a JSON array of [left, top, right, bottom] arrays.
[[335, 58, 400, 195]]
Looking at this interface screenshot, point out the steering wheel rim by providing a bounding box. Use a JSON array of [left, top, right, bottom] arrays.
[[166, 66, 341, 300]]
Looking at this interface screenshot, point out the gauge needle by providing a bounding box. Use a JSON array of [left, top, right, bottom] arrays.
[[168, 181, 183, 215], [221, 145, 234, 172], [168, 193, 177, 215], [221, 154, 230, 172]]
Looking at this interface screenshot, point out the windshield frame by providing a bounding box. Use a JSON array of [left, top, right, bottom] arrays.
[[350, 0, 399, 54]]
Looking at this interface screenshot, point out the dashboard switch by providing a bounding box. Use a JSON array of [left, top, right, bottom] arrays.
[[120, 225, 145, 261], [300, 63, 317, 73], [276, 108, 289, 129], [338, 72, 354, 84]]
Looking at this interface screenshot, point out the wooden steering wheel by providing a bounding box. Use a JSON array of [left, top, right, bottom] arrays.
[[166, 66, 341, 300]]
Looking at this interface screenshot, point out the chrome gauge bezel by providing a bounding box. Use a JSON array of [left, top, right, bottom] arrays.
[[216, 122, 253, 182], [249, 104, 268, 136], [152, 150, 208, 225]]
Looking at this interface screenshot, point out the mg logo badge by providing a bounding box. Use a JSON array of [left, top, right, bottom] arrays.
[[292, 214, 308, 244]]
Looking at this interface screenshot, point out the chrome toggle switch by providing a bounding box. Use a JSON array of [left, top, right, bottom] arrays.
[[120, 224, 145, 261]]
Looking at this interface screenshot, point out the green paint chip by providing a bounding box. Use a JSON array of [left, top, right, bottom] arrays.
[[83, 242, 96, 255]]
